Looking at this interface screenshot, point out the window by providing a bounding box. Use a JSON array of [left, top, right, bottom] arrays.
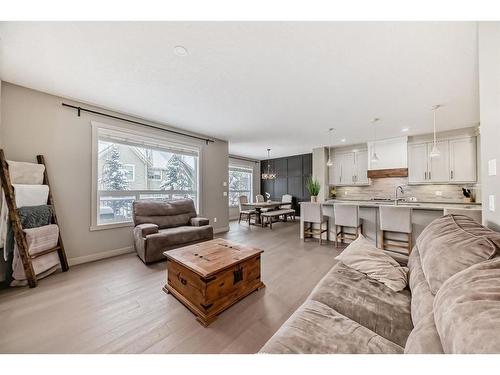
[[92, 122, 200, 229], [123, 164, 135, 182], [228, 166, 253, 207]]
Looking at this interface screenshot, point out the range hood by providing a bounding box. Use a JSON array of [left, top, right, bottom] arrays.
[[367, 136, 408, 178]]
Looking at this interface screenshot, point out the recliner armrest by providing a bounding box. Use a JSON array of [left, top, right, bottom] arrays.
[[190, 217, 210, 227], [135, 223, 159, 237]]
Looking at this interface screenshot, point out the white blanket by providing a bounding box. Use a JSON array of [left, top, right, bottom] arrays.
[[11, 224, 60, 282], [0, 161, 46, 250]]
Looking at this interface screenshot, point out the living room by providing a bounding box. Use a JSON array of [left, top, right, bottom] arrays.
[[1, 0, 500, 373]]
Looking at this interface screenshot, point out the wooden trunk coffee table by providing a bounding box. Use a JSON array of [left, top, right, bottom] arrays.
[[163, 238, 265, 326]]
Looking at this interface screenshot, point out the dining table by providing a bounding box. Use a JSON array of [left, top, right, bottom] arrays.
[[243, 201, 285, 225]]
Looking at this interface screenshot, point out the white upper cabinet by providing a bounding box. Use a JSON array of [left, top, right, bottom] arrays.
[[449, 137, 476, 183], [355, 150, 369, 184], [407, 136, 476, 184], [367, 136, 408, 170], [408, 143, 428, 183], [428, 141, 450, 183], [328, 150, 369, 186]]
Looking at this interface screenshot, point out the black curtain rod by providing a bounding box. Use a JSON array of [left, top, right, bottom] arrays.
[[229, 155, 259, 164], [62, 103, 215, 144]]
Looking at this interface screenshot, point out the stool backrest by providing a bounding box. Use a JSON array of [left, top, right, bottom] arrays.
[[379, 205, 412, 233], [281, 194, 292, 209], [239, 195, 249, 211], [443, 208, 482, 224], [256, 194, 265, 203], [334, 204, 359, 227], [302, 202, 323, 223]]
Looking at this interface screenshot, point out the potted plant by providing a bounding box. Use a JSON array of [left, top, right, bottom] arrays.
[[306, 178, 321, 202]]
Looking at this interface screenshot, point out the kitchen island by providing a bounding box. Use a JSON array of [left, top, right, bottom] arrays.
[[300, 199, 482, 248]]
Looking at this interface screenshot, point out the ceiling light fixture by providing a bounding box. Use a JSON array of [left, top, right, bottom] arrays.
[[340, 138, 346, 143], [370, 118, 380, 163], [429, 105, 442, 158], [261, 148, 276, 180], [326, 128, 334, 167], [401, 128, 409, 132], [173, 45, 189, 56]]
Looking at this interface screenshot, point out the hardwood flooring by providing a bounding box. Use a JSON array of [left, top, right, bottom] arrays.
[[0, 220, 342, 354]]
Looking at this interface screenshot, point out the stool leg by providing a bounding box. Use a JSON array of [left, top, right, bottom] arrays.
[[408, 232, 413, 255], [381, 230, 385, 250]]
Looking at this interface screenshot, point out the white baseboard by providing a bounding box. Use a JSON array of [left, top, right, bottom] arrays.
[[214, 226, 230, 234], [68, 246, 135, 266]]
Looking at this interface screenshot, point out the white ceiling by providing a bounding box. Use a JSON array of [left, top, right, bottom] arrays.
[[0, 22, 479, 160]]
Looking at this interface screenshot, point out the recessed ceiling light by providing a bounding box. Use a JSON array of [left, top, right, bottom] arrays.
[[401, 128, 409, 132], [340, 138, 346, 143], [173, 45, 188, 56]]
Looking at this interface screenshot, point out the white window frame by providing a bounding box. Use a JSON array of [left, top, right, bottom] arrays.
[[91, 120, 201, 231], [123, 164, 135, 182], [147, 168, 162, 180], [228, 165, 253, 208]]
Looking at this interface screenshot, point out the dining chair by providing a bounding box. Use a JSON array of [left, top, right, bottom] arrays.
[[280, 194, 295, 221], [238, 195, 257, 225], [256, 193, 272, 212]]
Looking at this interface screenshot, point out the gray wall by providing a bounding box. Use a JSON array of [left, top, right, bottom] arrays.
[[479, 22, 500, 230], [0, 82, 229, 265]]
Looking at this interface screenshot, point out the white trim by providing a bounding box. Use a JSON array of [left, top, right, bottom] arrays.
[[68, 246, 135, 266], [214, 226, 230, 234]]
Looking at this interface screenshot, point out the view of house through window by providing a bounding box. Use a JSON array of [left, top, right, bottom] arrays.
[[97, 128, 199, 225], [228, 166, 253, 207]]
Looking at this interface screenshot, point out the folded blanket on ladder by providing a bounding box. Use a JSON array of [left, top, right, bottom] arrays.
[[11, 224, 60, 285]]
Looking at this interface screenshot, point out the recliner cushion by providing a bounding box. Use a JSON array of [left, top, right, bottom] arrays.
[[309, 262, 413, 348], [146, 225, 213, 255], [408, 247, 435, 326], [404, 312, 444, 354], [416, 214, 500, 294]]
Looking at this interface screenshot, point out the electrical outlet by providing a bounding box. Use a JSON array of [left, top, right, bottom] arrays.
[[223, 191, 227, 196], [223, 181, 227, 187], [489, 195, 495, 212], [435, 191, 442, 196], [344, 191, 348, 196], [214, 217, 217, 223]]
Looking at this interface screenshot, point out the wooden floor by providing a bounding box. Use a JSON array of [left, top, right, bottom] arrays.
[[0, 220, 342, 354]]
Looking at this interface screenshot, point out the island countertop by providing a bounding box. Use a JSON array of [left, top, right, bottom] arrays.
[[320, 199, 482, 211]]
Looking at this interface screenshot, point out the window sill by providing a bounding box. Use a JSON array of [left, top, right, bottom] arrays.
[[90, 221, 134, 232]]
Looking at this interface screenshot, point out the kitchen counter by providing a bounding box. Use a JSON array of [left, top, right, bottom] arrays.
[[299, 198, 483, 245], [323, 199, 482, 211]]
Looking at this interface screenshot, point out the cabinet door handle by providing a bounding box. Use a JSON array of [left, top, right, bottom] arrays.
[[451, 170, 454, 180], [429, 171, 431, 180], [424, 171, 427, 180]]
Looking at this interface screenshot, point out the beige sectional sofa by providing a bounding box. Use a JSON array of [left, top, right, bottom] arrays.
[[260, 214, 500, 354]]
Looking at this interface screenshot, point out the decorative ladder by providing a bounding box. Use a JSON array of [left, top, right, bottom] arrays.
[[0, 149, 69, 288]]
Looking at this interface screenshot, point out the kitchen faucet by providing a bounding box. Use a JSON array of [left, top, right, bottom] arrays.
[[395, 185, 404, 205]]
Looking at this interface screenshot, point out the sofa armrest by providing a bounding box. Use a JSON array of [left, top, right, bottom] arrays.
[[135, 223, 159, 237], [190, 217, 210, 227]]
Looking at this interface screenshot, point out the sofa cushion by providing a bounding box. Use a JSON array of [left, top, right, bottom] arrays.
[[408, 247, 434, 326], [259, 300, 403, 354], [335, 234, 408, 292], [416, 214, 500, 294], [404, 312, 444, 354], [433, 258, 500, 353], [133, 199, 197, 229], [309, 262, 412, 348], [146, 225, 213, 255]]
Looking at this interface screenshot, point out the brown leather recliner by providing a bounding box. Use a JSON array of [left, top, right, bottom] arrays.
[[132, 199, 213, 264]]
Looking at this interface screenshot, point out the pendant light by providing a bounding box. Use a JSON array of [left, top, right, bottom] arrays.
[[370, 118, 380, 163], [429, 105, 441, 158], [261, 148, 276, 180], [326, 128, 334, 167]]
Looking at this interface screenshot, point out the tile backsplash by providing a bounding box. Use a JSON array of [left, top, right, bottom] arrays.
[[333, 177, 480, 203]]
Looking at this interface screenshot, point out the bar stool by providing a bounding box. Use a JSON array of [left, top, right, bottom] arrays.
[[302, 203, 328, 245], [333, 204, 362, 247], [379, 205, 413, 255], [443, 208, 482, 224]]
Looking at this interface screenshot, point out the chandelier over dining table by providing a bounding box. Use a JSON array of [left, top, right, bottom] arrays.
[[261, 148, 276, 180]]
